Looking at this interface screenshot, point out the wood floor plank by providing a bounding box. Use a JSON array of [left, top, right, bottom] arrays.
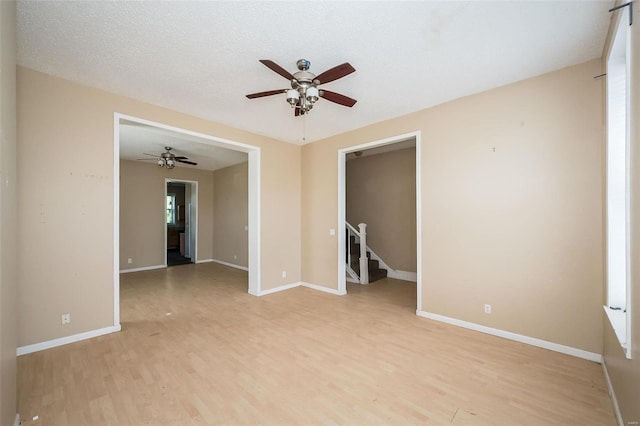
[[18, 262, 615, 425]]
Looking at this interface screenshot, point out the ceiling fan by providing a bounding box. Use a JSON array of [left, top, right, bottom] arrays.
[[246, 59, 357, 116], [137, 147, 197, 169]]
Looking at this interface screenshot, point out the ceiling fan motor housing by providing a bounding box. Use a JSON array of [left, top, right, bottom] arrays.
[[292, 71, 316, 87]]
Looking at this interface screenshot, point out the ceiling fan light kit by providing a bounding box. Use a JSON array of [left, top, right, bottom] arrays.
[[158, 157, 175, 169], [247, 58, 357, 116], [138, 146, 198, 169]]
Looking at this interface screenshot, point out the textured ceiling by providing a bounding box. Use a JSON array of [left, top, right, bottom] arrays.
[[119, 121, 248, 172], [17, 1, 612, 145]]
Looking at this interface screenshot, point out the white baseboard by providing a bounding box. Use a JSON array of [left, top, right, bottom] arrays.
[[17, 325, 122, 356], [346, 276, 359, 284], [120, 264, 165, 273], [301, 281, 346, 296], [416, 310, 602, 363], [257, 282, 300, 296], [602, 359, 624, 426], [14, 414, 20, 426], [255, 281, 347, 297], [387, 270, 417, 282], [203, 258, 249, 271]]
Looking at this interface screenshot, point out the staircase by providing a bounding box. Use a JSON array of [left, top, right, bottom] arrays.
[[348, 235, 388, 283], [346, 222, 388, 284]]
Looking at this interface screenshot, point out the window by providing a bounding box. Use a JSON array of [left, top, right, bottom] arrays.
[[605, 6, 631, 358], [166, 194, 176, 225]]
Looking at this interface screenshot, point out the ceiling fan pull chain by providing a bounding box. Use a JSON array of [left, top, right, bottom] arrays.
[[303, 114, 307, 142]]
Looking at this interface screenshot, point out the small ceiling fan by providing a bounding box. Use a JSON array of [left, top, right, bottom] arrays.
[[246, 59, 357, 116], [137, 147, 197, 169]]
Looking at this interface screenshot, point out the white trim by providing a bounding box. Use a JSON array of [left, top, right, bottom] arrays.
[[255, 281, 347, 296], [114, 113, 262, 302], [113, 116, 121, 328], [14, 414, 20, 426], [367, 245, 392, 271], [17, 325, 122, 356], [602, 360, 624, 426], [415, 132, 422, 311], [337, 131, 422, 305], [346, 276, 359, 284], [257, 282, 301, 296], [387, 270, 417, 282], [120, 264, 166, 273], [115, 114, 258, 153], [604, 5, 633, 361], [345, 263, 359, 282], [301, 281, 346, 296], [204, 258, 249, 271], [247, 149, 261, 296], [603, 305, 631, 359], [416, 310, 602, 363], [338, 151, 347, 293]]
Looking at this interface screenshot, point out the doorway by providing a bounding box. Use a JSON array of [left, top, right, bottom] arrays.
[[337, 131, 422, 311], [165, 179, 197, 266], [114, 113, 262, 328]]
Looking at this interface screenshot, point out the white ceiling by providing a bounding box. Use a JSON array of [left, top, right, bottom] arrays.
[[17, 1, 612, 145], [119, 121, 248, 172]]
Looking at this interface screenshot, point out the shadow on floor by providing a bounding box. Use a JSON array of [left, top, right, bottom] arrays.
[[167, 248, 192, 266]]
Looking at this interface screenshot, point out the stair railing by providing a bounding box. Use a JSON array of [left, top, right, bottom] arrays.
[[346, 221, 369, 284]]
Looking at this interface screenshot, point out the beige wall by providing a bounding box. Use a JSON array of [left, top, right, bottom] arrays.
[[119, 160, 214, 267], [602, 3, 640, 424], [0, 2, 17, 424], [346, 148, 416, 271], [17, 67, 301, 347], [213, 162, 248, 267], [302, 59, 604, 354]]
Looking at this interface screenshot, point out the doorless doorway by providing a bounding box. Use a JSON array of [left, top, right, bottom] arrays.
[[165, 179, 197, 267], [113, 113, 261, 327], [337, 131, 422, 311]]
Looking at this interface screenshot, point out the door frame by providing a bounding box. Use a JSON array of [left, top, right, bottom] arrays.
[[114, 113, 261, 327], [164, 179, 198, 266], [337, 131, 422, 311]]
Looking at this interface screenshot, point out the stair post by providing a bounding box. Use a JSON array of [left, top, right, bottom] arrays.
[[358, 223, 369, 284]]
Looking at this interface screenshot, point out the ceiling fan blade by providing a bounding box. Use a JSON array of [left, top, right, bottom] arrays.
[[246, 89, 286, 99], [142, 152, 160, 157], [259, 60, 294, 80], [319, 90, 357, 107], [174, 156, 188, 160], [176, 159, 198, 166], [136, 158, 158, 161], [315, 62, 356, 84]]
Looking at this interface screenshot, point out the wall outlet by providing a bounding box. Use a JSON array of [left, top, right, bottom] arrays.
[[61, 313, 71, 325], [329, 228, 335, 236], [127, 258, 132, 264], [233, 255, 237, 260], [282, 271, 286, 278], [484, 304, 492, 314]]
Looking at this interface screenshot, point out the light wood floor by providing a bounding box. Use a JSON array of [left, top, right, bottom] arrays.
[[18, 263, 615, 425]]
